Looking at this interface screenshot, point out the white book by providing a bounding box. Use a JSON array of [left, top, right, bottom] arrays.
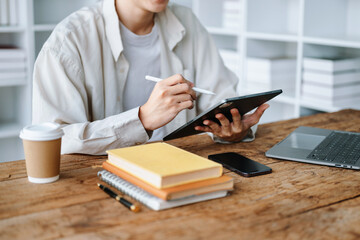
[[302, 82, 360, 99], [8, 0, 17, 26], [303, 70, 360, 86], [302, 93, 360, 108], [303, 57, 360, 73], [0, 48, 26, 59], [0, 60, 26, 70], [247, 57, 296, 74], [0, 0, 9, 26], [98, 170, 229, 211], [0, 71, 26, 79]]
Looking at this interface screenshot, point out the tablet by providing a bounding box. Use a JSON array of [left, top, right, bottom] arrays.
[[163, 89, 282, 141]]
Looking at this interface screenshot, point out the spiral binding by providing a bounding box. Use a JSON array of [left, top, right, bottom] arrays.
[[97, 170, 159, 209], [97, 170, 228, 211]]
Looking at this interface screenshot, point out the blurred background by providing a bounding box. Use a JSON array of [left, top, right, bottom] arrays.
[[1, 0, 360, 161]]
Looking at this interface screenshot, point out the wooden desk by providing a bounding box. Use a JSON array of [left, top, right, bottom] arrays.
[[1, 109, 360, 239]]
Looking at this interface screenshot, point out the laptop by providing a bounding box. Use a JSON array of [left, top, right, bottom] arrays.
[[265, 126, 360, 170]]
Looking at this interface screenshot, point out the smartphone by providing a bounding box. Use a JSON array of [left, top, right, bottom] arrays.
[[208, 152, 272, 177]]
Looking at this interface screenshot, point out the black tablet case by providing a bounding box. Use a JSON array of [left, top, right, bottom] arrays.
[[163, 89, 282, 141]]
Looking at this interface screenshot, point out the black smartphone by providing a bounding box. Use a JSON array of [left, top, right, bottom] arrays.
[[208, 152, 272, 177]]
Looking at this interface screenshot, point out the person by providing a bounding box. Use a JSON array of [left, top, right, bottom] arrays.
[[32, 0, 269, 155]]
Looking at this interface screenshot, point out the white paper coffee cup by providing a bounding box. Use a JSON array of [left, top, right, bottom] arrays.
[[20, 122, 64, 184]]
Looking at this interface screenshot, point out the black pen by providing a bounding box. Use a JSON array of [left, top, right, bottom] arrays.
[[97, 183, 140, 212]]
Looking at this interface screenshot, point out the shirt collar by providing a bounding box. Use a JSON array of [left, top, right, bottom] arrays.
[[103, 0, 185, 61], [155, 5, 186, 51], [103, 0, 123, 61]]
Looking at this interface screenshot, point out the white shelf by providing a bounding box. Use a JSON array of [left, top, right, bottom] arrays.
[[300, 98, 360, 113], [0, 78, 27, 87], [0, 26, 25, 33], [303, 36, 360, 49], [33, 0, 99, 25], [245, 32, 298, 42], [246, 39, 298, 59], [34, 24, 56, 32], [1, 0, 360, 161], [207, 27, 239, 36], [300, 101, 342, 113], [247, 0, 300, 35], [0, 122, 22, 139], [189, 0, 360, 123], [304, 0, 360, 42], [0, 0, 98, 162]]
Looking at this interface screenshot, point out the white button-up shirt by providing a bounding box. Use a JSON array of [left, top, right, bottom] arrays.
[[32, 0, 242, 155]]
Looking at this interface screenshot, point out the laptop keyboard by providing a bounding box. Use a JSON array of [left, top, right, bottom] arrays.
[[307, 131, 360, 165]]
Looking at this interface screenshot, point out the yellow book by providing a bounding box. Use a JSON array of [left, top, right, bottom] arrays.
[[106, 142, 222, 189]]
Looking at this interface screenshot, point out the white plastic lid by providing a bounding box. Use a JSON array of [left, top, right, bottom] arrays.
[[19, 122, 64, 141]]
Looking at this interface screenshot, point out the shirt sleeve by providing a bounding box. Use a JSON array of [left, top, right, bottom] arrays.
[[32, 48, 150, 155]]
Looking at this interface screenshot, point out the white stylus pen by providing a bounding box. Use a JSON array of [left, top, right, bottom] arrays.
[[145, 75, 215, 95]]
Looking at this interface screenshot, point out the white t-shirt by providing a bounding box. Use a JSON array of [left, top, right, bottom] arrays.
[[120, 21, 165, 141]]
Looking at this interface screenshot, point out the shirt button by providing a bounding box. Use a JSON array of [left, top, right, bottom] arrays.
[[120, 68, 125, 73]]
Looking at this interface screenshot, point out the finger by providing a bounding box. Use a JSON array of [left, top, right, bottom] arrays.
[[215, 113, 231, 132], [203, 119, 222, 133], [170, 83, 196, 100], [163, 74, 194, 87], [243, 104, 269, 128], [177, 100, 194, 111], [230, 108, 242, 129], [195, 125, 213, 133], [171, 92, 194, 103], [252, 103, 269, 120], [162, 74, 196, 100]]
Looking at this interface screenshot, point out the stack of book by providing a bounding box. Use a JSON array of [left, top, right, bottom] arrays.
[[0, 0, 18, 26], [0, 46, 26, 85], [245, 57, 296, 94], [302, 57, 360, 107], [222, 0, 241, 30], [98, 142, 233, 211]]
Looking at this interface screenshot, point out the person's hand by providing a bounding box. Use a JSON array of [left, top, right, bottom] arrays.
[[194, 103, 269, 142], [139, 74, 196, 131]]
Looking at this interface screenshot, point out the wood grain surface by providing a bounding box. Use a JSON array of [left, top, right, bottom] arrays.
[[0, 109, 359, 239]]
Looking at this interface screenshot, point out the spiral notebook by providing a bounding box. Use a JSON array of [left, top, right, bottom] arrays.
[[97, 170, 229, 211]]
